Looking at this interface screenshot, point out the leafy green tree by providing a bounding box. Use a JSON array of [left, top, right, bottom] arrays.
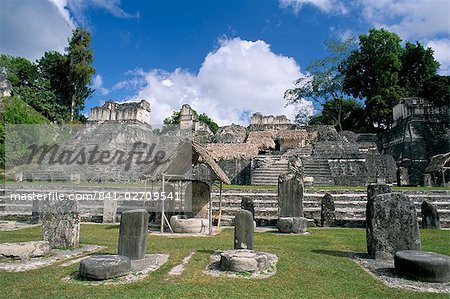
[[163, 109, 219, 134], [285, 39, 360, 131], [339, 29, 404, 130], [420, 75, 450, 107], [66, 28, 95, 121], [400, 42, 440, 97]]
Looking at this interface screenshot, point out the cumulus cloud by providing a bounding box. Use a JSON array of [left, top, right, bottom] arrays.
[[279, 0, 347, 15], [124, 38, 311, 126], [93, 74, 110, 95], [0, 0, 74, 61], [360, 0, 450, 40], [0, 0, 136, 61], [427, 39, 450, 75]]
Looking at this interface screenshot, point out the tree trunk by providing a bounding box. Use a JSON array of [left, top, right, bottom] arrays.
[[70, 93, 75, 122]]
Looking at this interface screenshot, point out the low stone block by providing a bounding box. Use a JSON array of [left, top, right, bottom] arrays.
[[118, 209, 149, 260], [170, 216, 208, 233], [79, 255, 131, 280], [394, 250, 450, 283], [220, 250, 273, 273], [0, 241, 50, 260], [277, 217, 308, 233]]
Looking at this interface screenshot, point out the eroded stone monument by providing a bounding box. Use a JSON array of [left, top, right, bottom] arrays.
[[366, 192, 421, 259], [42, 199, 80, 249], [278, 172, 303, 217], [320, 193, 335, 227], [118, 209, 149, 260], [241, 197, 255, 220], [421, 200, 441, 229], [234, 209, 254, 250]]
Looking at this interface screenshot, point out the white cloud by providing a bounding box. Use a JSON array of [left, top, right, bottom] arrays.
[[0, 0, 74, 61], [427, 39, 450, 75], [124, 38, 310, 126], [360, 0, 450, 40], [0, 0, 136, 61], [93, 74, 110, 95], [279, 0, 347, 14]]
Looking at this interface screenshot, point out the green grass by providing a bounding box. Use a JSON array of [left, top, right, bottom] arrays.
[[0, 225, 449, 299]]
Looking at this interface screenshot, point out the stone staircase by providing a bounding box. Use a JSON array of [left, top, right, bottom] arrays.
[[285, 145, 313, 157], [251, 155, 289, 186], [211, 188, 450, 228], [301, 157, 334, 185]]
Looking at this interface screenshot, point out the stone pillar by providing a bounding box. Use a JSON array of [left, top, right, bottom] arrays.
[[118, 209, 149, 260], [366, 193, 421, 259], [421, 200, 441, 229], [240, 197, 255, 220], [42, 199, 80, 249], [320, 193, 335, 227], [278, 172, 303, 217], [423, 174, 433, 187], [103, 199, 117, 223], [234, 209, 254, 250]]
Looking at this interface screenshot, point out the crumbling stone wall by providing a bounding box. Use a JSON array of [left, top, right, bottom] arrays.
[[90, 100, 151, 124]]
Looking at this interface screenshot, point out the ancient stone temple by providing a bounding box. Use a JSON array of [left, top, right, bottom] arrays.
[[179, 104, 212, 135], [90, 100, 151, 124], [0, 73, 12, 97]]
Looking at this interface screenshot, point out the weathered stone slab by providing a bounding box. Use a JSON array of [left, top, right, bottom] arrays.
[[241, 197, 255, 220], [42, 199, 80, 249], [220, 250, 275, 273], [421, 200, 441, 229], [79, 255, 131, 280], [118, 209, 149, 260], [320, 193, 335, 227], [278, 172, 303, 217], [103, 199, 117, 223], [366, 192, 421, 259], [234, 209, 254, 250], [394, 250, 450, 283], [277, 217, 307, 233], [367, 183, 391, 202], [0, 241, 50, 260]]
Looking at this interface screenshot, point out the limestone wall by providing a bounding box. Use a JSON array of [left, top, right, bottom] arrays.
[[90, 100, 151, 124]]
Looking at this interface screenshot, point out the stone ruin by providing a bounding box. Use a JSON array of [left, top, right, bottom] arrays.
[[0, 72, 12, 98], [250, 112, 294, 131], [89, 100, 151, 125], [320, 193, 335, 227], [421, 200, 441, 229], [366, 184, 421, 260], [179, 104, 212, 135]]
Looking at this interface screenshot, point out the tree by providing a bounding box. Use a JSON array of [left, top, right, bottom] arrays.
[[339, 29, 404, 130], [163, 109, 219, 134], [400, 41, 440, 97], [339, 29, 441, 131], [66, 28, 95, 121], [285, 39, 360, 131], [420, 75, 450, 107], [312, 98, 366, 132]]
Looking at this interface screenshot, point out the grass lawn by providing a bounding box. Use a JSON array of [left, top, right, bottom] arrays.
[[0, 226, 448, 299]]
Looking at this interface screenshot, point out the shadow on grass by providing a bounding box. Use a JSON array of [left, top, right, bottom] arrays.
[[197, 250, 215, 254], [311, 249, 358, 258]]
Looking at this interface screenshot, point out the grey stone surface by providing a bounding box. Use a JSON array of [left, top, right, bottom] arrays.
[[394, 250, 450, 283], [421, 200, 441, 229], [366, 192, 421, 260], [118, 209, 149, 260], [367, 183, 392, 202], [169, 216, 208, 233], [220, 250, 273, 273], [277, 217, 308, 233], [0, 241, 50, 260], [278, 172, 303, 217], [79, 255, 131, 280], [234, 209, 254, 250], [103, 199, 117, 223], [320, 193, 335, 227], [42, 199, 80, 249], [241, 197, 255, 220]]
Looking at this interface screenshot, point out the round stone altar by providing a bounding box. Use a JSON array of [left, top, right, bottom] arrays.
[[277, 217, 308, 234], [170, 216, 208, 233], [394, 250, 450, 283], [79, 255, 131, 280], [219, 249, 277, 273]]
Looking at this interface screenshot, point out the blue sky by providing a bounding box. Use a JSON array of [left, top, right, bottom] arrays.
[[1, 0, 449, 125]]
